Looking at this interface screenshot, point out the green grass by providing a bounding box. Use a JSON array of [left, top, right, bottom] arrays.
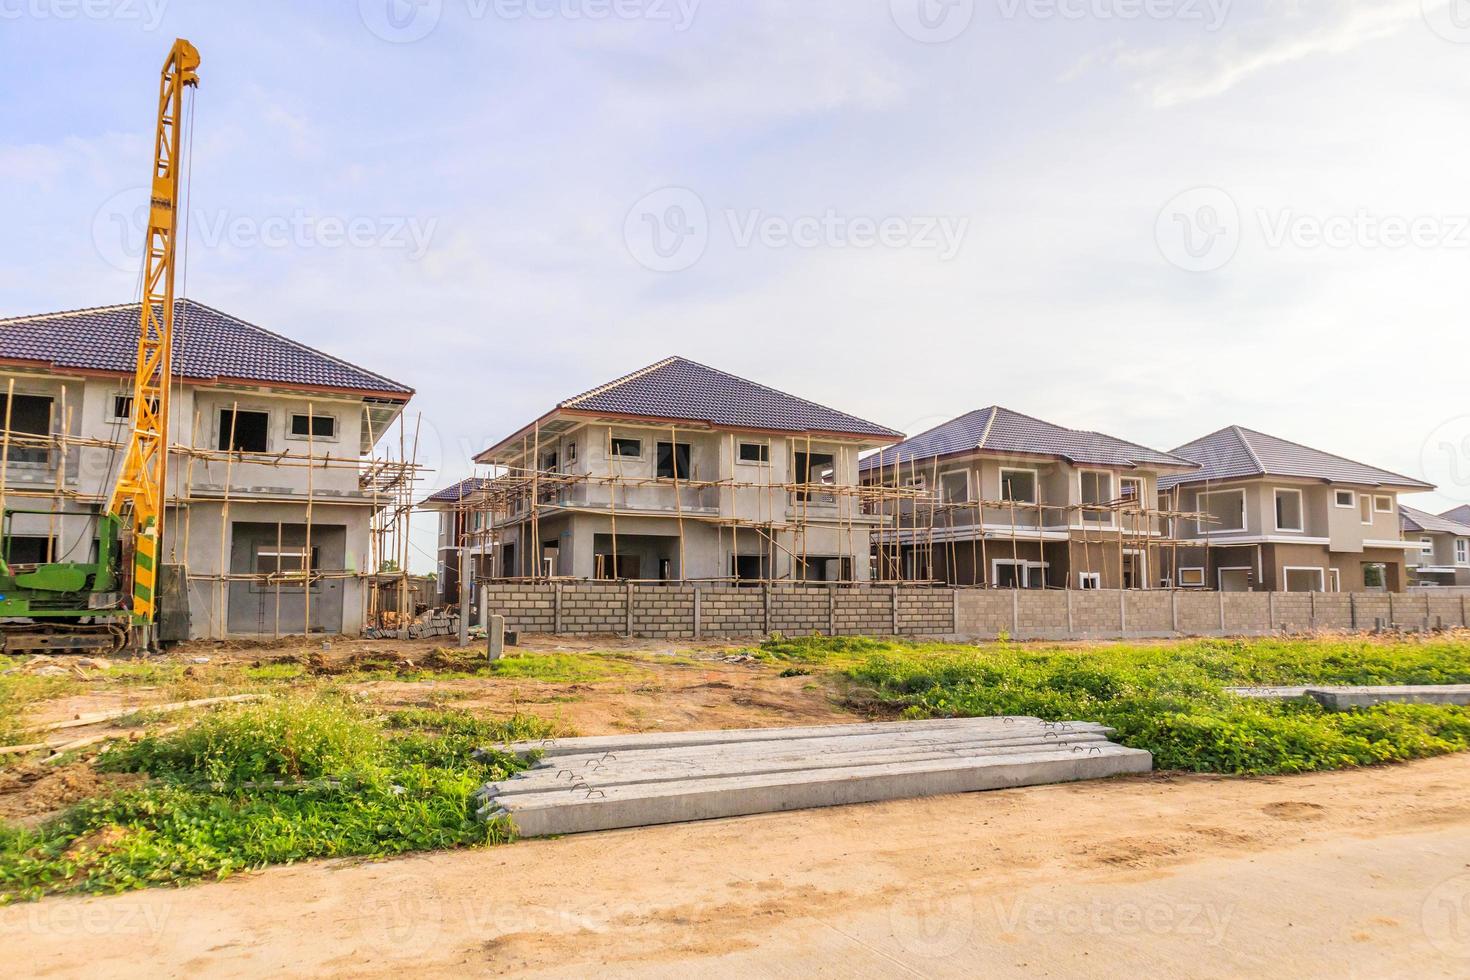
[[485, 652, 641, 683], [760, 635, 1470, 776], [0, 697, 554, 903]]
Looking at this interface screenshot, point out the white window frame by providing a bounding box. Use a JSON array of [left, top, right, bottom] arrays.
[[1360, 495, 1374, 527], [998, 467, 1039, 505], [1077, 572, 1101, 590], [610, 436, 644, 461], [939, 469, 972, 504], [1217, 566, 1253, 591], [1329, 568, 1341, 593], [1273, 487, 1305, 533], [1374, 495, 1393, 514], [565, 441, 577, 465], [1334, 489, 1356, 509], [1078, 469, 1116, 524], [1120, 477, 1144, 503], [288, 411, 339, 443], [1178, 567, 1206, 588], [1458, 539, 1469, 566], [1283, 566, 1327, 593], [991, 558, 1045, 589], [737, 442, 770, 465], [1420, 536, 1436, 559], [1196, 488, 1246, 534]]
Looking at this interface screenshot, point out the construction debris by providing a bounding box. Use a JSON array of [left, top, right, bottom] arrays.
[[473, 717, 1152, 837]]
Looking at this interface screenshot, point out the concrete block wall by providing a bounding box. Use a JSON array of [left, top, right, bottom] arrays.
[[477, 584, 1470, 641]]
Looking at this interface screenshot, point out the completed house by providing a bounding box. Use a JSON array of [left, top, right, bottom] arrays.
[[1159, 426, 1430, 592], [1401, 506, 1470, 587], [0, 300, 413, 637], [457, 357, 901, 582], [860, 407, 1200, 589]]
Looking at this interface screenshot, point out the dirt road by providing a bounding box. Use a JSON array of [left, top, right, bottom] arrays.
[[7, 754, 1470, 978]]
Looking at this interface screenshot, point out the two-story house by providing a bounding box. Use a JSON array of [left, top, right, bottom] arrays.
[[1159, 426, 1430, 592], [0, 300, 413, 637], [859, 407, 1201, 588], [421, 476, 496, 603], [1401, 505, 1470, 587], [457, 356, 901, 583]]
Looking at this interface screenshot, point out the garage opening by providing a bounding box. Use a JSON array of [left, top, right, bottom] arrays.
[[1284, 567, 1325, 593]]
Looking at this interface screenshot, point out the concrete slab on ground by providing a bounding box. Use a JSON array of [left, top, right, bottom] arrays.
[[479, 718, 1151, 837], [1227, 684, 1470, 709]]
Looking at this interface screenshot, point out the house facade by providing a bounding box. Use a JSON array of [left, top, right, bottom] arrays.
[[860, 407, 1200, 589], [435, 357, 901, 584], [0, 300, 413, 637], [1159, 427, 1429, 593], [1401, 506, 1470, 587]]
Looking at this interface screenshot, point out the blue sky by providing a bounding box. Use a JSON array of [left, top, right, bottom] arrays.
[[4, 0, 1469, 571]]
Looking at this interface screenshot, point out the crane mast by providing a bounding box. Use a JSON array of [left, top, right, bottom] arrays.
[[106, 38, 200, 627]]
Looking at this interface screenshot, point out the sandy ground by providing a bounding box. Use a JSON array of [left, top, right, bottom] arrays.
[[5, 753, 1470, 978]]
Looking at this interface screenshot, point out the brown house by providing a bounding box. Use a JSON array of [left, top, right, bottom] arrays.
[[1160, 427, 1431, 592]]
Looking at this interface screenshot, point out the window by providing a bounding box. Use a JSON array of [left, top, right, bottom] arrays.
[[656, 442, 691, 480], [5, 535, 55, 565], [564, 442, 576, 465], [110, 393, 159, 423], [1120, 477, 1143, 502], [218, 409, 270, 453], [1080, 471, 1114, 522], [541, 450, 559, 472], [1179, 567, 1206, 588], [1359, 495, 1373, 526], [290, 413, 336, 439], [1374, 495, 1393, 514], [1421, 536, 1436, 558], [1197, 489, 1246, 533], [999, 468, 1037, 504], [794, 451, 836, 501], [1274, 488, 1304, 532], [610, 437, 642, 459], [939, 470, 972, 504], [0, 393, 52, 464], [1078, 572, 1101, 590], [1334, 490, 1356, 509], [738, 442, 769, 464], [1458, 539, 1469, 565]]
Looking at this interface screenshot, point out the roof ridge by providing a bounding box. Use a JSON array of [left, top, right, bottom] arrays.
[[0, 301, 138, 326], [975, 406, 1000, 451], [561, 356, 680, 408], [1231, 425, 1268, 475], [1236, 424, 1426, 487]]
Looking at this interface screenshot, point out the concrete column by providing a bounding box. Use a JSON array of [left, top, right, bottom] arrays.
[[828, 587, 836, 637], [1011, 589, 1020, 637], [479, 584, 488, 631], [1462, 594, 1467, 627], [1218, 591, 1226, 633], [554, 582, 564, 634], [1268, 591, 1276, 630], [763, 583, 771, 635], [1309, 591, 1316, 631], [1170, 590, 1179, 634], [1388, 593, 1395, 627], [487, 614, 505, 661], [1350, 593, 1357, 630], [626, 581, 635, 638], [952, 589, 960, 634], [1066, 589, 1074, 634], [1119, 589, 1126, 633], [458, 546, 472, 649], [693, 585, 702, 640], [891, 586, 899, 635]]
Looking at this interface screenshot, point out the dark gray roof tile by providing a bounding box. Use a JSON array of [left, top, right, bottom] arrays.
[[1161, 426, 1431, 491], [1401, 505, 1470, 535]]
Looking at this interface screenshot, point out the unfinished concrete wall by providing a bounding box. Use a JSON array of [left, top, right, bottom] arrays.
[[477, 584, 1470, 641]]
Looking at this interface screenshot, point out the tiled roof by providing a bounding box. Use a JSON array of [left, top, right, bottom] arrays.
[[0, 300, 412, 396], [1160, 426, 1432, 491], [859, 406, 1197, 473], [1400, 505, 1470, 536], [1442, 505, 1470, 526], [557, 357, 900, 439], [421, 476, 494, 507]]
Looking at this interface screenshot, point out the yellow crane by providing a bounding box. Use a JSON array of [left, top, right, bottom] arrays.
[[0, 38, 200, 653], [106, 38, 201, 627]]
